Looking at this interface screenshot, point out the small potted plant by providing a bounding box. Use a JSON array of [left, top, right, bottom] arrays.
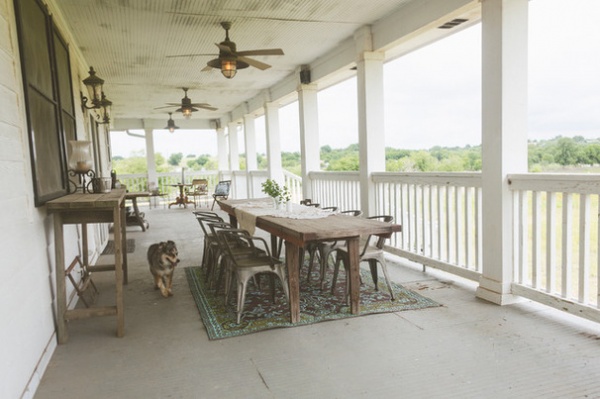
[[261, 178, 282, 208], [261, 179, 291, 209]]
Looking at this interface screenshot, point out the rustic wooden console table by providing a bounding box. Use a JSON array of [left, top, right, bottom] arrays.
[[47, 189, 127, 344]]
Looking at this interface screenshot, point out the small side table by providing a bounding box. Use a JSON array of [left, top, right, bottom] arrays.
[[47, 189, 127, 344], [125, 192, 150, 231]]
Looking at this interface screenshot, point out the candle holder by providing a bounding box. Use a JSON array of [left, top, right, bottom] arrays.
[[67, 140, 96, 193]]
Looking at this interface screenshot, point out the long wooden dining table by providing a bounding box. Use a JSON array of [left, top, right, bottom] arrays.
[[218, 198, 402, 323]]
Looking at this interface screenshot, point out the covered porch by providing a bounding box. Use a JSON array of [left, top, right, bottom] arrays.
[[3, 0, 600, 398], [33, 206, 600, 398]]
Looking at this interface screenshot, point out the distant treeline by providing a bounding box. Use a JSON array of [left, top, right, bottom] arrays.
[[112, 136, 600, 175]]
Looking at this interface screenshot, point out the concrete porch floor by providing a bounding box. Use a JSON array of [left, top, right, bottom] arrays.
[[33, 204, 600, 399]]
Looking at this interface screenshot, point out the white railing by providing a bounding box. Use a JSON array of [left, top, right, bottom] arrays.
[[508, 174, 600, 321], [119, 170, 303, 205], [309, 171, 361, 210], [306, 171, 483, 281], [283, 170, 302, 204], [373, 172, 483, 281]]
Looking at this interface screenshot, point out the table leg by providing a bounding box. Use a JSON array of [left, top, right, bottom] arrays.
[[284, 240, 300, 323], [113, 207, 125, 337], [53, 213, 68, 344], [121, 205, 128, 285], [228, 213, 237, 227], [130, 197, 146, 231], [347, 236, 360, 314]]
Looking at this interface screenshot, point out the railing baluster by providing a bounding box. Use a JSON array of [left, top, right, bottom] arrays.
[[437, 184, 443, 260], [546, 192, 557, 294], [579, 194, 591, 303], [562, 193, 573, 299], [465, 186, 472, 270], [597, 196, 600, 308], [517, 190, 528, 284], [532, 191, 541, 288]]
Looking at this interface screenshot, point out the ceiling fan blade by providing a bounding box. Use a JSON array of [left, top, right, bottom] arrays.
[[196, 105, 218, 111], [154, 105, 177, 110], [201, 64, 214, 72], [236, 49, 284, 57], [238, 56, 271, 70], [215, 43, 234, 54], [166, 53, 217, 58]]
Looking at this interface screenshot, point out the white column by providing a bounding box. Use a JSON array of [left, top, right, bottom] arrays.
[[216, 126, 228, 172], [244, 114, 257, 197], [228, 121, 241, 198], [476, 0, 529, 305], [264, 102, 283, 183], [298, 83, 320, 201], [355, 26, 385, 216], [144, 128, 157, 190], [228, 122, 240, 171]]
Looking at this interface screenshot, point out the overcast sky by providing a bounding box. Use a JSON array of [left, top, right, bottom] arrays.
[[111, 0, 599, 158]]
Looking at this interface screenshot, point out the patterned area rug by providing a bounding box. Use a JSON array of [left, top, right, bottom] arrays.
[[185, 262, 441, 340], [101, 239, 135, 255]]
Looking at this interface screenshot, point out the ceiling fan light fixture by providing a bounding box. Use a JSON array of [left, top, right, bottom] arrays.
[[181, 106, 193, 119], [221, 59, 237, 79], [165, 112, 179, 133]]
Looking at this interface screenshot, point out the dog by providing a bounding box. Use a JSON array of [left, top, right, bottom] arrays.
[[147, 240, 180, 297]]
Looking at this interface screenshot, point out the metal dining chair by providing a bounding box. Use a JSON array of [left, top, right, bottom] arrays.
[[218, 229, 289, 323], [306, 209, 363, 288], [194, 214, 224, 277], [211, 180, 232, 210], [330, 215, 395, 301]]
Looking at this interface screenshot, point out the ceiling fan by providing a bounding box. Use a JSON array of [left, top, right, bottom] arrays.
[[154, 88, 217, 119], [202, 21, 284, 78]]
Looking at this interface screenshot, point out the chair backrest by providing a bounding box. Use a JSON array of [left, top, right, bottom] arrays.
[[321, 206, 338, 212], [191, 179, 209, 194], [213, 180, 231, 197], [362, 215, 394, 254], [340, 210, 363, 217], [193, 210, 220, 219], [196, 215, 223, 235], [207, 221, 237, 248], [218, 229, 273, 262]]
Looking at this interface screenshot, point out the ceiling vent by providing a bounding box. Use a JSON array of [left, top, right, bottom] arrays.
[[438, 18, 469, 29]]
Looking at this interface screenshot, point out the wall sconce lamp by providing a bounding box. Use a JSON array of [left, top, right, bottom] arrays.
[[80, 67, 104, 110], [81, 66, 112, 124], [164, 112, 179, 133], [97, 92, 112, 124]]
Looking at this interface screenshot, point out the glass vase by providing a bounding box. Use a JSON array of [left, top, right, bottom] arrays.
[[68, 140, 93, 173]]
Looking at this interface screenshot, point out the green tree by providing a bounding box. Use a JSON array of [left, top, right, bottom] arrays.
[[554, 137, 580, 166], [411, 151, 436, 172], [168, 152, 183, 166]]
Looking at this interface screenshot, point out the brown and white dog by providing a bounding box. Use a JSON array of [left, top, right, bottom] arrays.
[[147, 240, 180, 297]]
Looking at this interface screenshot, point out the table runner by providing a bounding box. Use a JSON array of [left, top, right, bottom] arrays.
[[232, 197, 336, 235]]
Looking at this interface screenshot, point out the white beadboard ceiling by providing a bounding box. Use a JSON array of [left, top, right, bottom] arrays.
[[52, 0, 473, 126]]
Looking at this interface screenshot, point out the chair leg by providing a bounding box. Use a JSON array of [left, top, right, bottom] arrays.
[[377, 257, 395, 300], [331, 255, 343, 295], [368, 259, 379, 291]]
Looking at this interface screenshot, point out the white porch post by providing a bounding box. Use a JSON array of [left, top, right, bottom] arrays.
[[355, 27, 385, 216], [228, 122, 240, 171], [228, 121, 240, 197], [216, 126, 228, 174], [244, 114, 257, 197], [264, 102, 283, 183], [298, 83, 320, 201], [144, 127, 157, 190], [476, 0, 529, 305]]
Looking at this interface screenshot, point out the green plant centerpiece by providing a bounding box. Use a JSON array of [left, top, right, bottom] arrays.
[[261, 178, 291, 208]]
